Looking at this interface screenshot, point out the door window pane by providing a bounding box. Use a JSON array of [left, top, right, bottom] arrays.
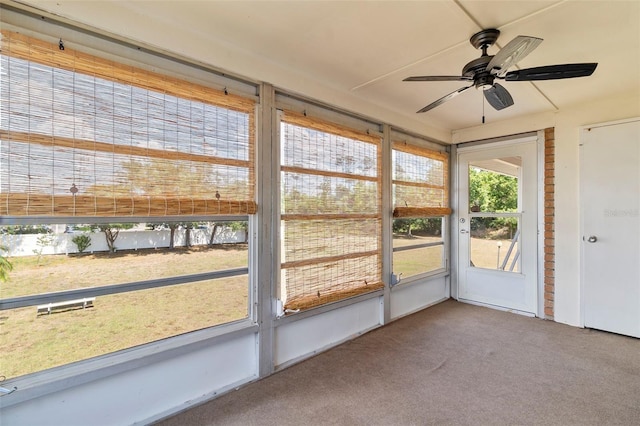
[[468, 157, 520, 213], [469, 216, 520, 272]]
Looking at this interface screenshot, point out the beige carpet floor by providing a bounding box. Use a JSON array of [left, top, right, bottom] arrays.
[[157, 300, 640, 425]]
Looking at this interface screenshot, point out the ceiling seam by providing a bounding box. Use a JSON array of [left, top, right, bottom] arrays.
[[349, 0, 481, 92], [349, 40, 470, 92], [498, 0, 569, 31], [495, 0, 569, 110]]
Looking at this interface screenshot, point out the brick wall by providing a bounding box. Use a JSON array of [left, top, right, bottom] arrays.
[[544, 128, 555, 319]]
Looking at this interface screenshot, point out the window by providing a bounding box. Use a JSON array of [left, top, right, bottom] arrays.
[[0, 31, 256, 379], [280, 112, 383, 311], [392, 142, 450, 279], [468, 158, 521, 272]]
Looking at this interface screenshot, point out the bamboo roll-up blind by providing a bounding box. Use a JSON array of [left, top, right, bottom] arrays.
[[392, 142, 451, 217], [280, 112, 382, 311], [0, 30, 256, 217]]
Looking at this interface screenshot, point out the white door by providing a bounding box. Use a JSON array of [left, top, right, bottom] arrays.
[[458, 138, 538, 314], [582, 119, 640, 338]]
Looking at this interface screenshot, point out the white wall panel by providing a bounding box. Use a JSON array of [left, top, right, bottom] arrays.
[[274, 297, 382, 368], [390, 277, 448, 320], [1, 333, 258, 426]]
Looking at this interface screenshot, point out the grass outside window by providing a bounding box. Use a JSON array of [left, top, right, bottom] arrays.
[[0, 222, 249, 379]]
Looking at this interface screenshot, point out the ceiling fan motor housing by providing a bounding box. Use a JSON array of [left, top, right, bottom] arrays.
[[469, 28, 500, 50], [462, 56, 494, 89]]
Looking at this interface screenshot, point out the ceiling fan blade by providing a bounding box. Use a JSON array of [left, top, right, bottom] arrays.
[[484, 83, 514, 111], [487, 35, 543, 77], [404, 76, 472, 82], [504, 63, 598, 81], [417, 85, 473, 113]]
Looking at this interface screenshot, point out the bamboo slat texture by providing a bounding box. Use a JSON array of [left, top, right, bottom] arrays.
[[0, 30, 256, 218], [280, 113, 382, 311], [0, 194, 257, 217], [392, 141, 450, 216], [393, 206, 453, 218]]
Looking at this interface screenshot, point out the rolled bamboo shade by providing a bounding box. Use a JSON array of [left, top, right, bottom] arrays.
[[392, 142, 451, 217], [0, 30, 256, 217], [281, 112, 383, 311]]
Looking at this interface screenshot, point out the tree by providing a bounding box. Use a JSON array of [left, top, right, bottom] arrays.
[[149, 221, 201, 249], [183, 222, 194, 248], [469, 167, 519, 236], [0, 245, 13, 282], [469, 167, 518, 213], [96, 224, 134, 253], [392, 218, 442, 236], [33, 233, 56, 266], [2, 225, 50, 235]]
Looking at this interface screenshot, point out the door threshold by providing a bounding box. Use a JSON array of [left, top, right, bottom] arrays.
[[458, 298, 537, 318]]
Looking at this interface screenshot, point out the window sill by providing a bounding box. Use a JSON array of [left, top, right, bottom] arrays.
[[390, 268, 449, 290], [274, 289, 384, 326]]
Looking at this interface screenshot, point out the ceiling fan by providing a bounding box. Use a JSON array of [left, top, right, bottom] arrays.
[[404, 29, 597, 113]]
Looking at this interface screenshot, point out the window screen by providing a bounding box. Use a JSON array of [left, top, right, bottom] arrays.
[[280, 112, 383, 311]]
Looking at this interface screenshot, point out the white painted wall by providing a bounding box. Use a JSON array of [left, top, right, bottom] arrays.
[[453, 94, 640, 326], [274, 275, 448, 369], [274, 296, 383, 368], [390, 276, 448, 320]]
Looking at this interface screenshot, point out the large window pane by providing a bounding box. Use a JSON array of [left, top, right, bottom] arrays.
[[1, 275, 248, 379], [0, 221, 249, 379]]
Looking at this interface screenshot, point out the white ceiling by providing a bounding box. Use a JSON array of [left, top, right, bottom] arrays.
[[14, 1, 640, 142]]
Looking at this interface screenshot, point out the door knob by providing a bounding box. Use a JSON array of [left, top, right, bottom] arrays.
[[587, 236, 597, 243]]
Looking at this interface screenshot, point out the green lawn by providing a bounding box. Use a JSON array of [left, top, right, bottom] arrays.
[[393, 234, 444, 277], [0, 245, 249, 379]]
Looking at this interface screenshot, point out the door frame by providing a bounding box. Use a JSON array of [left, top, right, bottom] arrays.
[[451, 131, 545, 317], [579, 117, 640, 329]]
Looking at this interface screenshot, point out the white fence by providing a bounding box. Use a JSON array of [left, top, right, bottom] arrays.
[[0, 227, 247, 257]]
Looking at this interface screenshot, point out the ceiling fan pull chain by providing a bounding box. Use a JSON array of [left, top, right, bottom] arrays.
[[482, 94, 485, 124]]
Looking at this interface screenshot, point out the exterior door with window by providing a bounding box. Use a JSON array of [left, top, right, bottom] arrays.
[[457, 139, 538, 314]]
